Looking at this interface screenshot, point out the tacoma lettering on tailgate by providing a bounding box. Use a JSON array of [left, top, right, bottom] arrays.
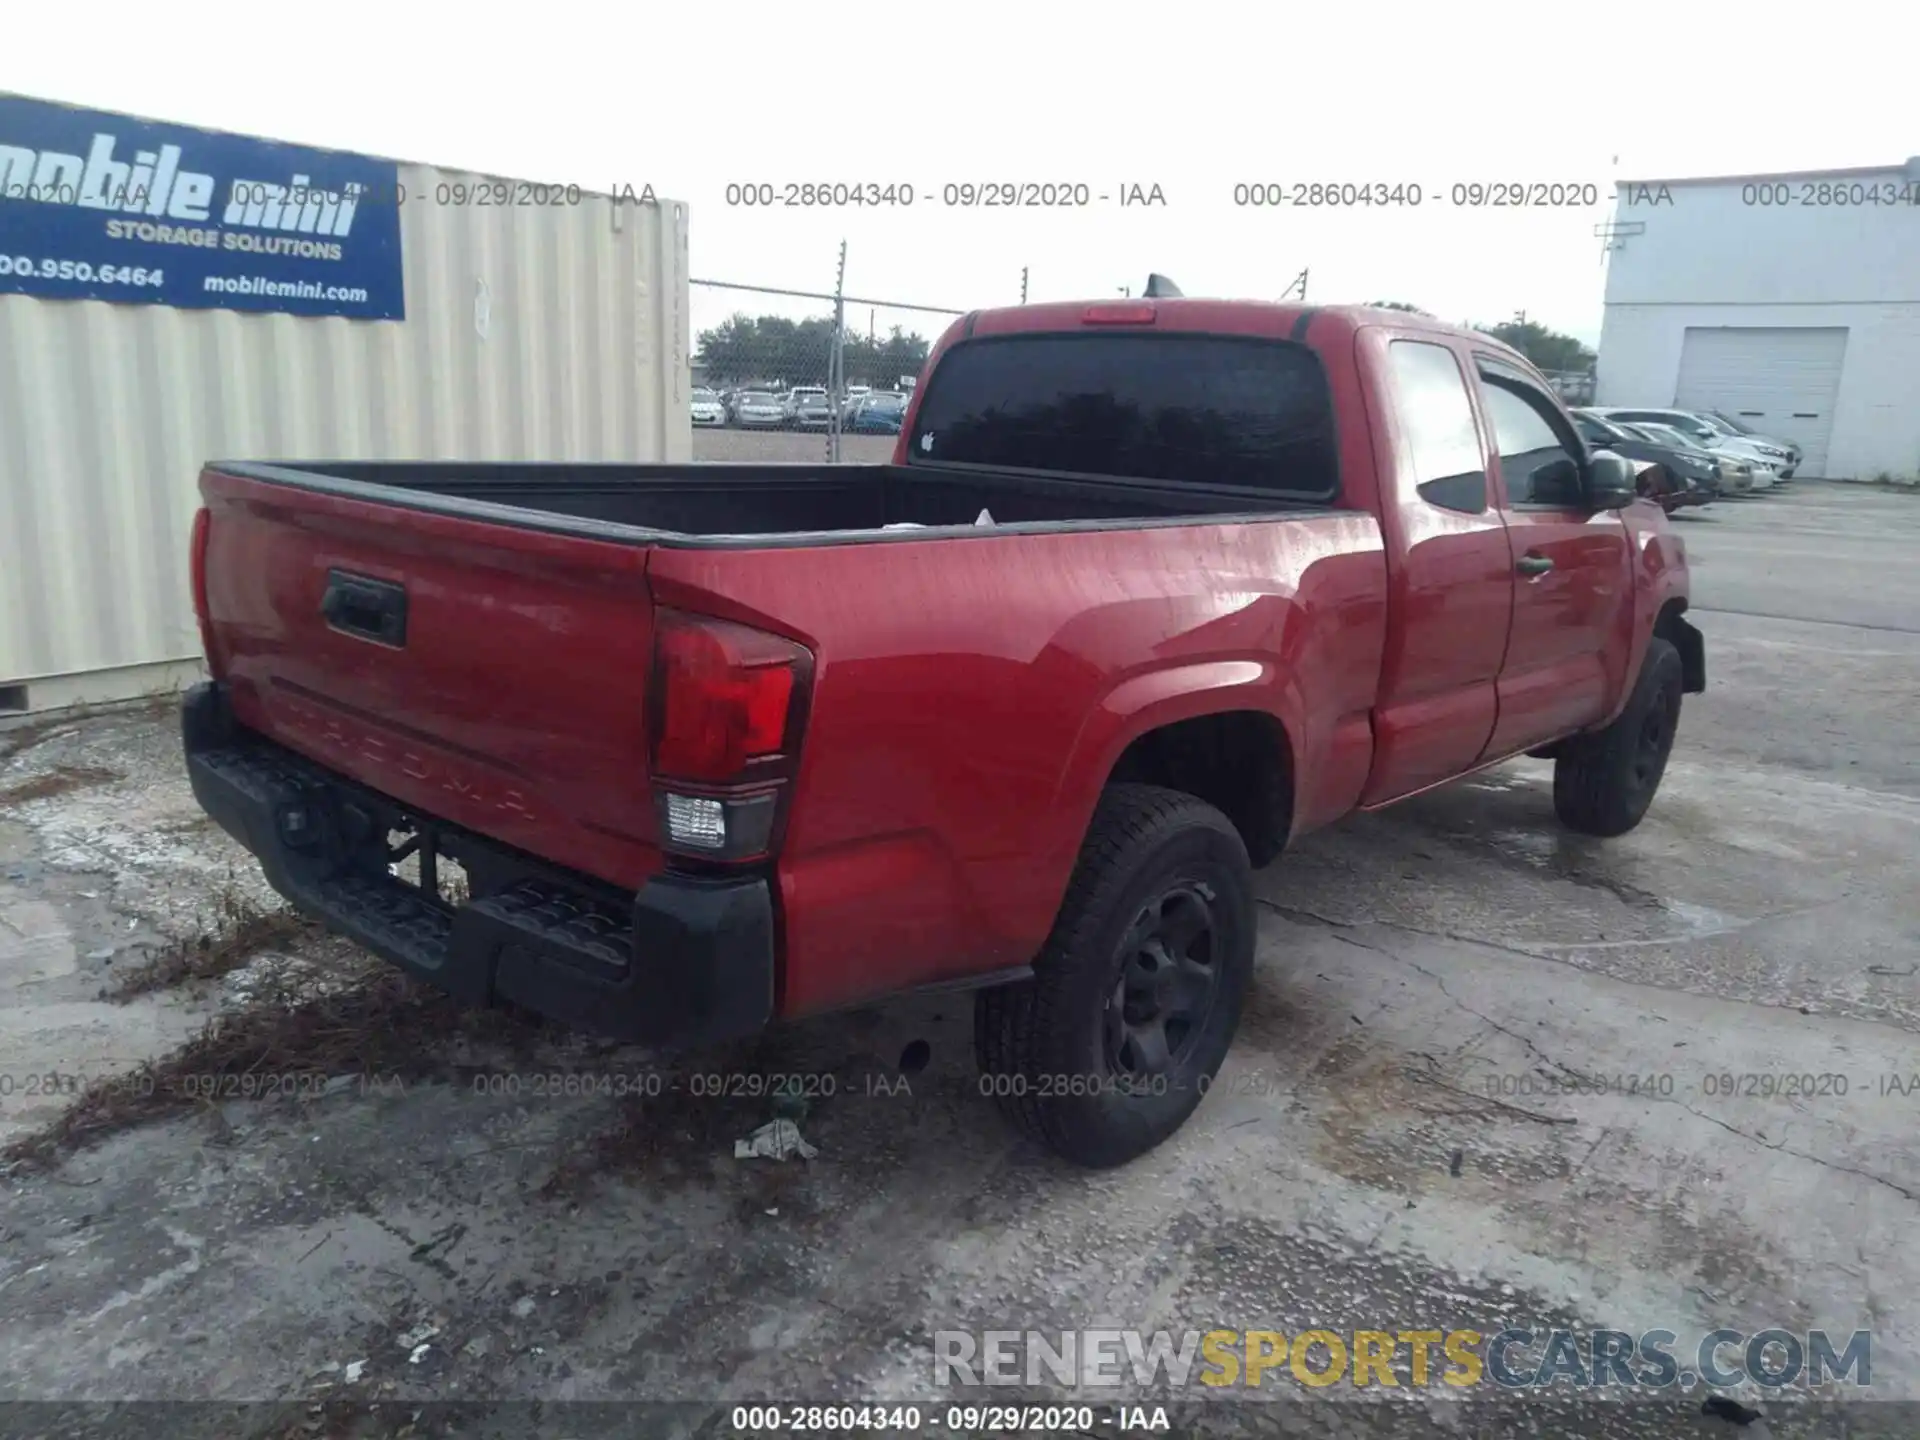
[[274, 693, 540, 823]]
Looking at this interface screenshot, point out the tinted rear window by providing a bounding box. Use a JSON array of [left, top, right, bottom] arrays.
[[906, 333, 1339, 499]]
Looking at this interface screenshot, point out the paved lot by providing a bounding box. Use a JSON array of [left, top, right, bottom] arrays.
[[2, 483, 1917, 1436], [692, 426, 897, 464]]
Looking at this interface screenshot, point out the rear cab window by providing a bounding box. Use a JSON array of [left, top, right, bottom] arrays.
[[905, 332, 1340, 502], [1386, 340, 1487, 514]]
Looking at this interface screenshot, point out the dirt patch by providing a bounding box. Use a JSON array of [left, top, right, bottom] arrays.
[[533, 1028, 845, 1201], [108, 882, 320, 999], [2, 967, 550, 1175], [538, 1089, 745, 1201], [0, 764, 122, 805]]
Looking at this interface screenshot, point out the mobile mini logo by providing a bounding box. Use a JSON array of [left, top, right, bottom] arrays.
[[0, 130, 362, 238]]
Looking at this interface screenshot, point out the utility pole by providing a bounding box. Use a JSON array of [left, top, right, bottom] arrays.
[[828, 240, 847, 464], [1020, 267, 1029, 304]]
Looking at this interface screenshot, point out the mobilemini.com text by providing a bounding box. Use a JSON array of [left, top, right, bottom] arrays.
[[934, 1328, 1873, 1390]]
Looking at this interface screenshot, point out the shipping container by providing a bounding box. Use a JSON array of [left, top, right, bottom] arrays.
[[0, 93, 690, 717]]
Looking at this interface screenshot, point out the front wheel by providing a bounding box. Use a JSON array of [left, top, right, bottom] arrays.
[[1552, 637, 1684, 837], [975, 784, 1254, 1168]]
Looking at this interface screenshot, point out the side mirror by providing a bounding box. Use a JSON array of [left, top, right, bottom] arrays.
[[1586, 450, 1639, 510]]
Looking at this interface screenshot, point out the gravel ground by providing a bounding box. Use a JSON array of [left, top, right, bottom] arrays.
[[2, 482, 1917, 1439]]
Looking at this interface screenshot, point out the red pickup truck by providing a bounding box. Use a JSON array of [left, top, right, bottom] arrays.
[[182, 296, 1703, 1166]]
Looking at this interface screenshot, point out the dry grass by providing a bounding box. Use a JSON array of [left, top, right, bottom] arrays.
[[3, 967, 548, 1175], [0, 763, 121, 805], [108, 882, 321, 999]]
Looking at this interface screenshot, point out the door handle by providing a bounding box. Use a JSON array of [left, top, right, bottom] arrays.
[[1516, 554, 1555, 577], [321, 570, 409, 646]]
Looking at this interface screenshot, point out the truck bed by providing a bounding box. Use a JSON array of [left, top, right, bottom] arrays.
[[208, 461, 1318, 544]]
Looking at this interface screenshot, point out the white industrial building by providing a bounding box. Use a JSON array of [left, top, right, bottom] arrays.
[[1594, 159, 1920, 481]]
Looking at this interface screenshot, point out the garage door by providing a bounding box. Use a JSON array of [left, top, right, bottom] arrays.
[[1673, 327, 1849, 475]]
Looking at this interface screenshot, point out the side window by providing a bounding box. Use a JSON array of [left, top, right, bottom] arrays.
[[1387, 340, 1486, 514], [1476, 361, 1583, 506]]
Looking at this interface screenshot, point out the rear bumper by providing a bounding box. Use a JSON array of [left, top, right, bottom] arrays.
[[181, 682, 774, 1048]]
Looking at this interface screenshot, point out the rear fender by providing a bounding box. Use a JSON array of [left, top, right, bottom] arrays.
[[1028, 659, 1304, 914]]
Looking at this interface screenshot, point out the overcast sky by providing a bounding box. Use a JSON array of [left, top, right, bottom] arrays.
[[4, 0, 1910, 349]]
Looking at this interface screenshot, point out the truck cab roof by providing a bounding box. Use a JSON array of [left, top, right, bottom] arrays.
[[950, 298, 1536, 373]]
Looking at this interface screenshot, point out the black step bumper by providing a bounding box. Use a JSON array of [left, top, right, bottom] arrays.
[[181, 682, 774, 1047]]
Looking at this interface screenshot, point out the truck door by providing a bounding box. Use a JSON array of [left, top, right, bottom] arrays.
[[1472, 355, 1632, 758], [1356, 333, 1514, 807]]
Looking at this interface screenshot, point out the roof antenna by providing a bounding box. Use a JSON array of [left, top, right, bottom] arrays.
[[1143, 273, 1182, 298]]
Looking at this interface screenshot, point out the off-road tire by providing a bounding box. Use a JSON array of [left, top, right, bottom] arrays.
[[1553, 637, 1684, 837], [975, 784, 1254, 1168]]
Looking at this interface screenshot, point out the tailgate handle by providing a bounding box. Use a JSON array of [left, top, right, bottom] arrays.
[[321, 570, 409, 647]]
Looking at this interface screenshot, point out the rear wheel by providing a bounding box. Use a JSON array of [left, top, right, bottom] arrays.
[[975, 784, 1254, 1168], [1553, 637, 1683, 837]]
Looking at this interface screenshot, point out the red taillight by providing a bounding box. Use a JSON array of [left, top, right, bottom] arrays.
[[1082, 302, 1156, 325], [650, 610, 812, 862], [189, 506, 221, 674], [652, 610, 807, 782]]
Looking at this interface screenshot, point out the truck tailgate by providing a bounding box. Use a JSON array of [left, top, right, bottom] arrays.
[[197, 467, 663, 890]]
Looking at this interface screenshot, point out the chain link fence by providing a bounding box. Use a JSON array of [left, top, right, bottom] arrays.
[[690, 264, 1599, 455], [690, 272, 965, 464]]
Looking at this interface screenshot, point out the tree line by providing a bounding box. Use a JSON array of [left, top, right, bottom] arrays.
[[1367, 302, 1596, 374], [695, 314, 932, 389]]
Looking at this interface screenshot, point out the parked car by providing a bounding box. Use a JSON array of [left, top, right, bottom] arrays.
[[791, 392, 837, 430], [783, 386, 829, 426], [1617, 454, 1710, 515], [1612, 422, 1751, 497], [1662, 469, 1715, 511], [841, 389, 883, 420], [1701, 410, 1802, 472], [845, 392, 907, 434], [180, 295, 1701, 1168], [690, 388, 726, 427], [1639, 459, 1713, 514], [1587, 407, 1792, 480], [733, 391, 786, 428], [1572, 409, 1720, 500], [1628, 458, 1690, 514], [1626, 422, 1771, 492]]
